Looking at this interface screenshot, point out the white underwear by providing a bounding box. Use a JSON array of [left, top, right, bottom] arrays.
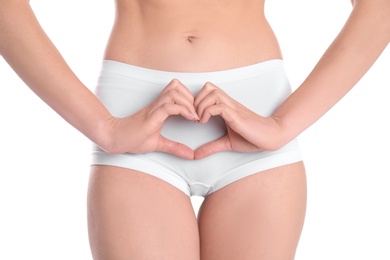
[[91, 59, 302, 197]]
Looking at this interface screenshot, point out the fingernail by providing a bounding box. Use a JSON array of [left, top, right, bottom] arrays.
[[191, 112, 200, 120]]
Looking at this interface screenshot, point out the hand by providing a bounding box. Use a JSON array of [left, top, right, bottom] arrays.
[[103, 79, 199, 159], [194, 82, 285, 159]]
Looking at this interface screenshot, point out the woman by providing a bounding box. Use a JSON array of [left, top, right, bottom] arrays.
[[0, 0, 389, 259]]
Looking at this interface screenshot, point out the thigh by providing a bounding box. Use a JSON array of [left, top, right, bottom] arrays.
[[198, 162, 307, 260], [87, 165, 200, 260]]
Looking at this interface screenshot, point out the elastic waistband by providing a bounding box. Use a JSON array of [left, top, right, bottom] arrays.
[[100, 59, 285, 85]]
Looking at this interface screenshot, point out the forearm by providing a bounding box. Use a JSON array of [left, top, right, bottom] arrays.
[[274, 0, 390, 143], [0, 0, 112, 149]]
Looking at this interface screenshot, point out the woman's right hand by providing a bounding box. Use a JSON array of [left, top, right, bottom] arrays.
[[102, 79, 199, 159]]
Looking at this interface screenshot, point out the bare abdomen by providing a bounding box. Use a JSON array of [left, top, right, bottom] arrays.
[[104, 0, 282, 72]]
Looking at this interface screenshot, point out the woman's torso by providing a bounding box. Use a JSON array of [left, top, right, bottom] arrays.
[[104, 0, 281, 72]]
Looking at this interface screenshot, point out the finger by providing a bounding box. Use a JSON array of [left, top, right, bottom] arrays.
[[156, 135, 194, 159], [153, 89, 193, 111], [157, 82, 198, 119], [162, 79, 195, 105], [194, 82, 219, 108], [196, 90, 229, 120], [195, 84, 233, 119], [163, 88, 199, 118], [151, 103, 199, 123], [194, 135, 232, 160], [199, 103, 235, 124]]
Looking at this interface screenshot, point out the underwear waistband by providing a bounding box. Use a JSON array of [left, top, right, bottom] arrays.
[[100, 59, 285, 85]]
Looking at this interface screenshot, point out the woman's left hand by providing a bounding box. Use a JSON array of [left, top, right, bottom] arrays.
[[194, 82, 286, 159]]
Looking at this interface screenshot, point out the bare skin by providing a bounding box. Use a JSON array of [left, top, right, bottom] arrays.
[[89, 1, 306, 258], [105, 0, 281, 72], [88, 162, 306, 260], [88, 166, 201, 260], [198, 162, 306, 260], [0, 0, 389, 259]]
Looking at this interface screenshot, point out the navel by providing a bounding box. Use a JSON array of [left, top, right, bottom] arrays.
[[186, 36, 196, 43]]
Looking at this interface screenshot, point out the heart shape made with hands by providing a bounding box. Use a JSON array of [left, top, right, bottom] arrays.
[[155, 81, 228, 160], [158, 80, 266, 160]]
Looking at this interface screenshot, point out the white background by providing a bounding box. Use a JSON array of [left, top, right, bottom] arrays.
[[0, 0, 389, 259]]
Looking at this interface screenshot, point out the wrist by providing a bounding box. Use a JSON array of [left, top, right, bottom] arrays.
[[263, 115, 294, 150], [265, 116, 287, 150], [272, 114, 302, 147], [90, 116, 118, 153]]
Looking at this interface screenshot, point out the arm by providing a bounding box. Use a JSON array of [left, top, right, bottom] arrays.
[[274, 0, 390, 147], [0, 0, 112, 150], [193, 0, 390, 158], [0, 0, 197, 158]]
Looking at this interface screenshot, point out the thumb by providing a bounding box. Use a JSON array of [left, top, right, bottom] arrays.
[[155, 135, 195, 159], [194, 135, 232, 160]]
